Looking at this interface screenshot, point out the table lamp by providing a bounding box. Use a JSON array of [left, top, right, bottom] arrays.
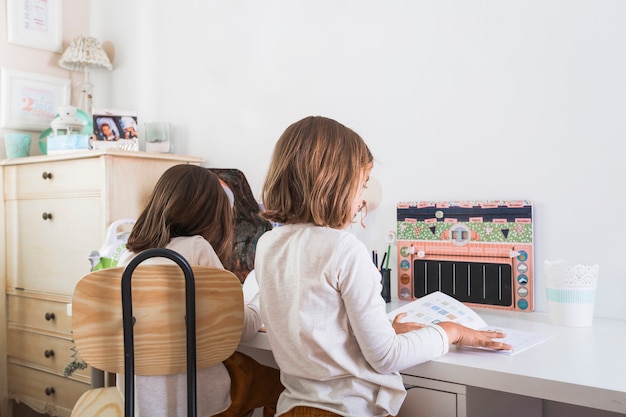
[[58, 36, 113, 115]]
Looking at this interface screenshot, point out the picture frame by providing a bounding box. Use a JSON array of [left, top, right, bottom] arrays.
[[6, 0, 63, 52], [0, 68, 71, 130], [92, 108, 139, 151]]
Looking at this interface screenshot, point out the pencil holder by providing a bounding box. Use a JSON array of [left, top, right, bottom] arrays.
[[380, 268, 391, 303]]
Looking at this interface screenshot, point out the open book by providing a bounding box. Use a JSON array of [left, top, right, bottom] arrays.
[[387, 291, 552, 356]]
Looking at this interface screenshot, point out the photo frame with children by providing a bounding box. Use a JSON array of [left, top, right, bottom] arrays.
[[92, 109, 139, 150]]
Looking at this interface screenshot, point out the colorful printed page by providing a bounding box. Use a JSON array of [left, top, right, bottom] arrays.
[[387, 291, 552, 356]]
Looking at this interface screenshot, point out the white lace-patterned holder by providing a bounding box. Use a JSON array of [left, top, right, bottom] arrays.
[[544, 260, 599, 327]]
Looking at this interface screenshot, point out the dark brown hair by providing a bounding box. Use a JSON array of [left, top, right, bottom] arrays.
[[126, 164, 234, 262], [210, 168, 272, 283], [261, 116, 373, 228]]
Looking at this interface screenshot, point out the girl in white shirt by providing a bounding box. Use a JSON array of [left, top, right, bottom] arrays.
[[117, 164, 283, 417], [255, 116, 511, 417]]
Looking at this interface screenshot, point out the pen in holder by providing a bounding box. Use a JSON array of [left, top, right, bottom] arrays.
[[380, 268, 391, 303]]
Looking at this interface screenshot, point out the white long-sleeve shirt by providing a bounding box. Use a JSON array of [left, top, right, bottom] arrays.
[[116, 235, 262, 417], [256, 224, 449, 417]]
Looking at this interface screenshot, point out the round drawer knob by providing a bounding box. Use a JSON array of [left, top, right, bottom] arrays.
[[42, 212, 53, 220], [45, 387, 55, 396], [42, 171, 53, 180], [45, 312, 56, 321], [44, 349, 55, 358]]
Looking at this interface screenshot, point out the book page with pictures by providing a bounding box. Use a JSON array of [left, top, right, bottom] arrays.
[[387, 291, 552, 356]]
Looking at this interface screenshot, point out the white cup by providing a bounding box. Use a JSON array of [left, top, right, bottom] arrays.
[[544, 260, 599, 327]]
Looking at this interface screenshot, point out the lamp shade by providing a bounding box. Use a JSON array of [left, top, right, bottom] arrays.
[[58, 36, 113, 72]]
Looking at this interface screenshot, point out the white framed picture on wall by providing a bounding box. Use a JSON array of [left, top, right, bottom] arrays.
[[6, 0, 63, 52], [0, 68, 71, 130]]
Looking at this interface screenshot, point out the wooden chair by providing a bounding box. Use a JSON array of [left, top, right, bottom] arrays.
[[70, 248, 244, 417]]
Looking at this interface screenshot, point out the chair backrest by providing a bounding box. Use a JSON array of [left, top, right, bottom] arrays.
[[72, 263, 244, 376]]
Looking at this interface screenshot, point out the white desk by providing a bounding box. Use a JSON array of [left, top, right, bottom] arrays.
[[239, 306, 626, 415]]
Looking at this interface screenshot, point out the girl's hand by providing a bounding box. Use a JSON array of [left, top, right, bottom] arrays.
[[392, 312, 426, 334], [437, 321, 513, 351]]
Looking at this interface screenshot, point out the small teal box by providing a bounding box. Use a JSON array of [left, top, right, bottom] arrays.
[[47, 135, 91, 154]]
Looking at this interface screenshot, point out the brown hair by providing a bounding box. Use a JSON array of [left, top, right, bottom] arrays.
[[261, 116, 373, 228], [209, 168, 273, 283], [126, 164, 234, 262]]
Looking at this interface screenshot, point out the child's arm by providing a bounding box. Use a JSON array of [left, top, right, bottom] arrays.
[[391, 311, 511, 350], [241, 292, 263, 341], [391, 312, 425, 334], [436, 322, 512, 351]]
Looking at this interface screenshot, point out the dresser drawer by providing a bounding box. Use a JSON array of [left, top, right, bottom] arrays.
[[8, 294, 72, 334], [8, 363, 89, 412], [7, 327, 90, 379], [3, 158, 102, 199], [6, 196, 102, 294]]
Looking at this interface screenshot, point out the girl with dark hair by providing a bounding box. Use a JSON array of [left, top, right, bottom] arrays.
[[118, 164, 283, 417]]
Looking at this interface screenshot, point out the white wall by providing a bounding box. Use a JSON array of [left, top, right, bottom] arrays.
[[90, 0, 626, 320]]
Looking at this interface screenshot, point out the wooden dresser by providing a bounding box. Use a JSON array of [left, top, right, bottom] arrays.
[[0, 150, 203, 417]]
